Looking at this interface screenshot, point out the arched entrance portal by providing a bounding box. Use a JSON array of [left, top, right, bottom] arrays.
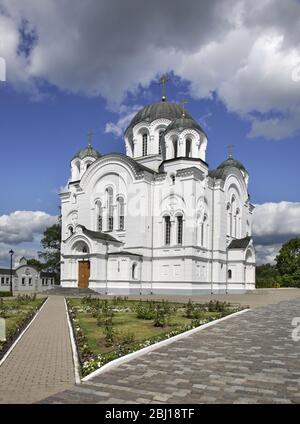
[[78, 260, 90, 288], [72, 240, 90, 289]]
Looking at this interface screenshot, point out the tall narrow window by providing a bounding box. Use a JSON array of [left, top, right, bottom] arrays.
[[173, 139, 178, 158], [132, 263, 137, 280], [164, 216, 171, 245], [159, 131, 164, 154], [117, 197, 125, 230], [177, 215, 183, 245], [96, 201, 103, 231], [106, 187, 114, 231], [142, 133, 148, 156], [186, 139, 192, 157]]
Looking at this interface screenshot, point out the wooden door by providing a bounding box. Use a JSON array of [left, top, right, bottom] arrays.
[[78, 261, 90, 288]]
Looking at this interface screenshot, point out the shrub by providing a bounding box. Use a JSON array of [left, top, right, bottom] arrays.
[[0, 292, 12, 298], [134, 301, 156, 320], [184, 299, 194, 318]]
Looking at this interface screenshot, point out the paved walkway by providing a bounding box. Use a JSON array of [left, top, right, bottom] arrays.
[[41, 298, 300, 404], [0, 296, 75, 404]]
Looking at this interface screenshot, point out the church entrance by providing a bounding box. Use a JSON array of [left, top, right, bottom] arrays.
[[78, 260, 90, 288]]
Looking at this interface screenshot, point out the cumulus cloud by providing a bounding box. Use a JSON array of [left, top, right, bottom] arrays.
[[252, 201, 300, 264], [105, 105, 142, 137], [1, 0, 300, 138], [0, 211, 57, 244]]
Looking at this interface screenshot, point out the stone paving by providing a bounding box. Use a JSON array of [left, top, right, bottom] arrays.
[[0, 296, 75, 404], [41, 298, 300, 404]]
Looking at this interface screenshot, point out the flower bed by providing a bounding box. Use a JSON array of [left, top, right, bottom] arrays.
[[66, 297, 244, 377], [0, 295, 47, 361]]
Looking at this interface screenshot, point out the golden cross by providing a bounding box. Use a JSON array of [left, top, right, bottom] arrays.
[[180, 99, 188, 117], [228, 144, 234, 158], [87, 130, 93, 146], [159, 74, 170, 100]]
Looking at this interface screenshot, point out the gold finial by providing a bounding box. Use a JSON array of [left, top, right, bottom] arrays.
[[159, 74, 170, 101], [87, 129, 93, 146], [180, 99, 188, 117], [228, 144, 234, 158]]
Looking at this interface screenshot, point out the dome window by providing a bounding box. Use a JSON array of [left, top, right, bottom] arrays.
[[142, 134, 148, 156]]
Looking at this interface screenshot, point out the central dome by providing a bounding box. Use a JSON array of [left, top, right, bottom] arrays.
[[125, 101, 193, 137]]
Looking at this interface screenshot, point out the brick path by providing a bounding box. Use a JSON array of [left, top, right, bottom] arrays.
[[0, 296, 75, 404], [41, 298, 300, 404]]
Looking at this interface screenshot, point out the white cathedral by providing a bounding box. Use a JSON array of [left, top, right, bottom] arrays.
[[60, 95, 256, 295]]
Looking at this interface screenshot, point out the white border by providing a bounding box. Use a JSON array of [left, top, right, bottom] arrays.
[[82, 308, 250, 382], [0, 297, 49, 368], [64, 298, 81, 384]]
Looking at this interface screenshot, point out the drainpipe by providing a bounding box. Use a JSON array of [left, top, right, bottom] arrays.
[[105, 240, 108, 295], [150, 179, 155, 295], [210, 178, 216, 295], [226, 247, 228, 294]]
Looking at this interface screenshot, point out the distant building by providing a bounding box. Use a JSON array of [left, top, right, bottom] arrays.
[[60, 95, 255, 295], [0, 257, 55, 293]]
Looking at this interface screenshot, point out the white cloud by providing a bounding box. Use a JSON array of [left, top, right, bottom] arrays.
[[0, 211, 57, 244], [252, 201, 300, 264], [105, 105, 142, 138], [1, 0, 300, 138], [255, 243, 282, 265]]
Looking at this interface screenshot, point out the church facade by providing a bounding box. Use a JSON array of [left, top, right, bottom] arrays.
[[60, 97, 255, 295]]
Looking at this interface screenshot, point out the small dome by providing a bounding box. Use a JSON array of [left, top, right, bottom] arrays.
[[72, 144, 101, 161], [217, 157, 247, 173], [125, 101, 192, 137], [164, 116, 205, 136]]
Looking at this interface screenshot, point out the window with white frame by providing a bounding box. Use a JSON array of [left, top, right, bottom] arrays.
[[117, 196, 125, 230], [177, 215, 183, 245], [164, 216, 171, 245], [159, 130, 164, 154], [106, 187, 114, 231], [96, 200, 103, 231], [142, 133, 148, 156], [186, 138, 192, 157]]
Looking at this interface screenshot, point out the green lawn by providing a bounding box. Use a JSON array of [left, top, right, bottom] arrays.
[[68, 297, 242, 375], [0, 296, 46, 351]]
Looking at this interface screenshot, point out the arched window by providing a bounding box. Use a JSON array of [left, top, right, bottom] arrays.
[[159, 130, 164, 154], [132, 263, 138, 280], [228, 269, 232, 279], [177, 215, 183, 245], [96, 201, 103, 231], [173, 138, 178, 158], [164, 216, 171, 245], [106, 187, 114, 231], [68, 226, 74, 236], [142, 133, 148, 156], [186, 139, 192, 157], [117, 196, 125, 230], [230, 196, 236, 237]]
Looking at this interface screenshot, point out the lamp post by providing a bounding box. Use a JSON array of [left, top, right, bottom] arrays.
[[9, 249, 14, 296]]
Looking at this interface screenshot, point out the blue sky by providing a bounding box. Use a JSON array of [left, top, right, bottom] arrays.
[[0, 0, 300, 266]]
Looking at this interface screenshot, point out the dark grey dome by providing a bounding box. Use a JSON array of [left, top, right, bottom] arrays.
[[164, 116, 205, 135], [217, 157, 247, 173], [72, 144, 101, 161], [125, 101, 193, 137]]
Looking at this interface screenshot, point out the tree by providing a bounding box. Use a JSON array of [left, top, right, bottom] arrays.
[[255, 263, 279, 288], [275, 237, 300, 287], [38, 223, 62, 284], [27, 258, 44, 272]]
